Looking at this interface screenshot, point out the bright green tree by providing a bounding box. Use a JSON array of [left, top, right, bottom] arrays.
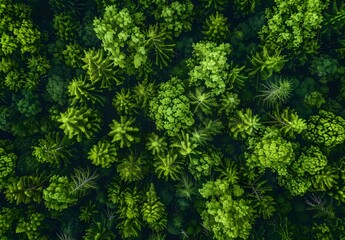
[[43, 175, 77, 211], [93, 6, 147, 69], [57, 107, 101, 142], [87, 140, 118, 168], [199, 178, 255, 240], [187, 41, 232, 95], [141, 184, 167, 232], [108, 116, 140, 148], [149, 77, 194, 136], [303, 110, 345, 148]]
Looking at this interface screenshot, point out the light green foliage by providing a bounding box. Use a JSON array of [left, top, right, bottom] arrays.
[[144, 24, 175, 68], [16, 212, 45, 240], [93, 6, 147, 69], [259, 0, 327, 55], [0, 148, 16, 181], [257, 78, 292, 107], [304, 91, 326, 108], [158, 1, 194, 37], [292, 146, 327, 176], [246, 128, 295, 176], [188, 87, 217, 115], [68, 75, 105, 105], [112, 88, 136, 114], [149, 77, 194, 136], [303, 110, 345, 148], [279, 174, 313, 196], [113, 187, 142, 238], [43, 175, 77, 211], [0, 57, 17, 74], [154, 150, 183, 181], [53, 12, 78, 41], [62, 42, 83, 68], [248, 47, 287, 80], [188, 148, 222, 180], [270, 108, 307, 137], [187, 41, 232, 95], [57, 107, 101, 142], [108, 116, 140, 148], [146, 133, 168, 156], [141, 184, 167, 231], [218, 92, 240, 116], [5, 175, 45, 204], [229, 108, 262, 139], [32, 132, 73, 165], [311, 166, 338, 191], [117, 153, 147, 182], [202, 12, 229, 43], [82, 49, 123, 89], [0, 1, 40, 55], [170, 132, 199, 157], [312, 223, 333, 240], [199, 178, 255, 240], [4, 69, 25, 91], [88, 140, 118, 168]]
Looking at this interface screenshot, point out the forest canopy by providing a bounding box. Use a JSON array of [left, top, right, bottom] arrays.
[[1, 0, 345, 239]]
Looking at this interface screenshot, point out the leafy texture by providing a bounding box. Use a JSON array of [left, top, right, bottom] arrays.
[[149, 77, 194, 136]]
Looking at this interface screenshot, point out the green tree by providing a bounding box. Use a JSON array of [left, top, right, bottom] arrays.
[[158, 1, 194, 37], [108, 116, 140, 148], [5, 174, 46, 204], [43, 175, 77, 211], [0, 148, 16, 183], [87, 140, 118, 168], [187, 41, 232, 95], [245, 128, 295, 177], [202, 12, 230, 43], [16, 212, 46, 240], [68, 75, 105, 105], [229, 108, 262, 139], [154, 150, 183, 181], [248, 47, 287, 80], [93, 6, 147, 69], [117, 153, 147, 182], [141, 184, 167, 232], [303, 110, 345, 148], [259, 0, 328, 58], [57, 107, 101, 142], [199, 178, 255, 240], [32, 132, 74, 166], [149, 77, 194, 136], [82, 49, 124, 89], [144, 24, 175, 68]]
